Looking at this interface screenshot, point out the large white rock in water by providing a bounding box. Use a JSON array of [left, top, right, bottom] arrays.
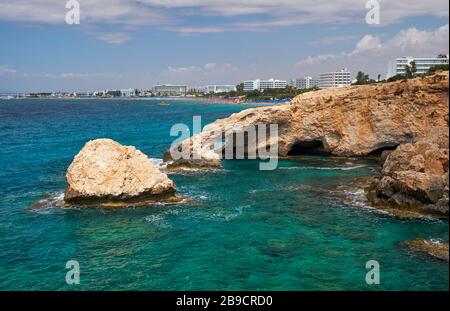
[[64, 138, 176, 204]]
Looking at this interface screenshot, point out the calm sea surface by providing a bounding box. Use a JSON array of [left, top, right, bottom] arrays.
[[0, 99, 448, 290]]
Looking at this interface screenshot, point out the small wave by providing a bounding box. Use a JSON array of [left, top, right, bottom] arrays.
[[341, 189, 374, 209], [339, 188, 439, 221], [171, 167, 228, 174], [149, 158, 167, 169], [144, 214, 164, 223], [144, 196, 192, 206], [208, 205, 249, 222], [338, 165, 367, 170], [248, 189, 263, 194], [29, 191, 65, 213], [30, 190, 191, 213], [144, 214, 171, 228], [429, 238, 445, 245], [279, 165, 366, 171], [162, 208, 182, 216]]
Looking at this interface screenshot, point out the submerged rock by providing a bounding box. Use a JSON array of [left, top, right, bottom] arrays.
[[407, 239, 449, 262], [374, 127, 449, 216], [163, 149, 221, 170], [165, 72, 449, 168], [64, 139, 176, 204]]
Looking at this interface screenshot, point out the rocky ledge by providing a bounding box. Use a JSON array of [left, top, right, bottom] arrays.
[[371, 127, 449, 217], [407, 239, 449, 262], [65, 138, 176, 205], [164, 72, 449, 169]]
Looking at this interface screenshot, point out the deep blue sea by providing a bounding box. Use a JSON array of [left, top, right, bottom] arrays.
[[0, 99, 448, 290]]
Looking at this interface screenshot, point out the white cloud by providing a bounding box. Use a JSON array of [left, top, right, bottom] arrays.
[[144, 0, 449, 23], [203, 63, 217, 70], [0, 69, 141, 92], [0, 0, 168, 25], [1, 69, 121, 80], [171, 26, 230, 34], [203, 62, 235, 71], [60, 73, 90, 78], [168, 65, 199, 73], [0, 65, 17, 76], [1, 61, 240, 92], [0, 0, 447, 38], [312, 35, 360, 46], [355, 34, 382, 51], [296, 54, 340, 65], [295, 24, 449, 78], [96, 32, 131, 44], [167, 63, 235, 75], [388, 25, 449, 50], [161, 62, 238, 85]]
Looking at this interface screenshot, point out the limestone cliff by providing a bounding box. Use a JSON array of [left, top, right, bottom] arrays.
[[165, 72, 448, 168]]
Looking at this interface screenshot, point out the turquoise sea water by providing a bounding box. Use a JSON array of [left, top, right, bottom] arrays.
[[0, 99, 448, 291]]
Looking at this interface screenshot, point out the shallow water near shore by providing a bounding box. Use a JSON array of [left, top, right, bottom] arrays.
[[0, 99, 448, 290]]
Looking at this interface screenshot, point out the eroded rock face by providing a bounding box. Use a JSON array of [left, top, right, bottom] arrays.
[[375, 127, 449, 216], [65, 139, 176, 204], [165, 72, 448, 168]]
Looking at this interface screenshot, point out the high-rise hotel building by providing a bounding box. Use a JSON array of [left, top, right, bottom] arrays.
[[386, 56, 449, 79], [243, 79, 287, 91], [289, 77, 320, 89], [318, 69, 351, 89]]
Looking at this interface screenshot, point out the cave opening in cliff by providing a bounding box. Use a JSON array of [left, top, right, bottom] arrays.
[[287, 140, 328, 156], [368, 144, 399, 156]]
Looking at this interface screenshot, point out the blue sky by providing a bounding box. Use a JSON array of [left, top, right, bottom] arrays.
[[0, 0, 448, 92]]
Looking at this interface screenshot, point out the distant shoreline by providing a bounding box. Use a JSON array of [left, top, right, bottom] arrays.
[[3, 96, 289, 105]]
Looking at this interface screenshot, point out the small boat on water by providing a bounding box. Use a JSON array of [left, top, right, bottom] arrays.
[[157, 102, 170, 106]]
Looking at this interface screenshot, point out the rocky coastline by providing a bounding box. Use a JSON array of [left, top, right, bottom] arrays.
[[164, 72, 449, 216], [165, 71, 448, 165], [58, 73, 448, 260], [369, 127, 448, 218], [61, 73, 449, 215], [162, 72, 449, 263]]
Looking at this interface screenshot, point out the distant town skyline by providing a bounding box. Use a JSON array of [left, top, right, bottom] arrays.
[[0, 0, 449, 92]]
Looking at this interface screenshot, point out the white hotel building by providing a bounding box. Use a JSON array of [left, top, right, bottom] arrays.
[[244, 79, 287, 91], [386, 56, 449, 79], [120, 88, 136, 97], [289, 77, 320, 89], [318, 69, 351, 89], [203, 85, 237, 94], [152, 84, 187, 96]]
